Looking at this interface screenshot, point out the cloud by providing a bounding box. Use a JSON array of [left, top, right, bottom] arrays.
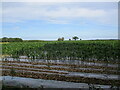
[[2, 2, 117, 25], [42, 7, 106, 18], [46, 18, 70, 24]]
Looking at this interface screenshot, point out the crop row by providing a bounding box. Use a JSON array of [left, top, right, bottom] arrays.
[[1, 67, 68, 74], [2, 70, 120, 86], [2, 40, 119, 63], [2, 63, 120, 75], [1, 61, 118, 70]]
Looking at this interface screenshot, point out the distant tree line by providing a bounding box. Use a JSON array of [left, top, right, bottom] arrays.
[[58, 36, 82, 41], [23, 40, 45, 42], [0, 37, 23, 42]]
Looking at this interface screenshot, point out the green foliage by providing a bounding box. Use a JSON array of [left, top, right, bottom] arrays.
[[58, 37, 64, 41], [23, 40, 45, 42], [72, 36, 79, 40], [1, 37, 23, 42], [2, 40, 119, 63]]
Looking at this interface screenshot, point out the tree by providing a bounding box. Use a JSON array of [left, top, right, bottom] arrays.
[[2, 37, 8, 42], [58, 38, 61, 41], [1, 37, 23, 42], [14, 38, 23, 42], [72, 36, 79, 41], [58, 37, 64, 41], [61, 37, 64, 41]]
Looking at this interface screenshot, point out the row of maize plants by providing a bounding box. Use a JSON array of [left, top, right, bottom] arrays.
[[2, 40, 120, 63]]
